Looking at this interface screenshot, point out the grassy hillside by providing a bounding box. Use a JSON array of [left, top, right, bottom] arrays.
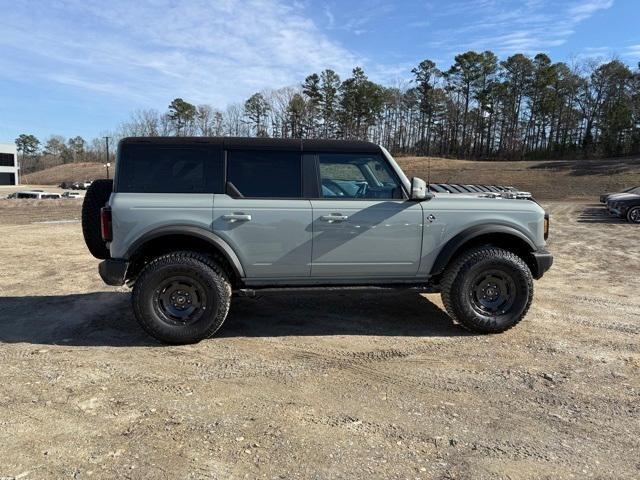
[[397, 156, 640, 200], [20, 157, 640, 200], [22, 162, 107, 185]]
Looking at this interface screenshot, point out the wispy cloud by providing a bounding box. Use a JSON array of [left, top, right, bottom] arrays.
[[323, 0, 396, 35], [572, 43, 640, 62], [0, 0, 362, 107], [431, 0, 615, 57], [626, 44, 640, 58], [568, 0, 614, 21]]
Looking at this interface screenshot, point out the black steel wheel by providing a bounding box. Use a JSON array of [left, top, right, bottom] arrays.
[[469, 270, 517, 317], [132, 251, 232, 344], [441, 246, 533, 333], [153, 276, 210, 326]]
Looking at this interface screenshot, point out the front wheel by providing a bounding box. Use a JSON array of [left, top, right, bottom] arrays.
[[626, 207, 640, 224], [132, 251, 232, 344], [441, 247, 534, 333]]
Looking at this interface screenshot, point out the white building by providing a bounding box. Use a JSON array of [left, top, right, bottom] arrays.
[[0, 143, 18, 185]]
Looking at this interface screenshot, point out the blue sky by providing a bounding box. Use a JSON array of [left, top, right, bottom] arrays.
[[0, 0, 638, 143]]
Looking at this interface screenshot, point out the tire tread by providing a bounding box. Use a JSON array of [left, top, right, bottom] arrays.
[[441, 246, 533, 333], [132, 251, 232, 344], [81, 179, 113, 259]]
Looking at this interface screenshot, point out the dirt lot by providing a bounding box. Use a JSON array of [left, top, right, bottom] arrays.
[[0, 196, 638, 479]]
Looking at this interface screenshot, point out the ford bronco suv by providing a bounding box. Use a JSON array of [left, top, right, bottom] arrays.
[[82, 137, 552, 344]]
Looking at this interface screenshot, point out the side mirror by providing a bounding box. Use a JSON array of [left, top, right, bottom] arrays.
[[410, 177, 430, 200]]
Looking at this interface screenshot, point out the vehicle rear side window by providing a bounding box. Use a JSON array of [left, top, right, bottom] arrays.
[[227, 150, 301, 198], [117, 145, 223, 193]]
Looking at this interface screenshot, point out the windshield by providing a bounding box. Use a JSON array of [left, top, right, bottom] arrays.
[[380, 146, 411, 193]]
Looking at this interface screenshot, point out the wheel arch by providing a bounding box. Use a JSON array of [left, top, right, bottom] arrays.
[[430, 225, 538, 279], [124, 226, 245, 285]]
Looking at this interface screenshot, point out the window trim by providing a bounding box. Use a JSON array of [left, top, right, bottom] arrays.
[[310, 151, 408, 201]]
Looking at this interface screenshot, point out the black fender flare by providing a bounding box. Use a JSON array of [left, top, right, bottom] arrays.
[[430, 224, 537, 276], [124, 225, 245, 278]]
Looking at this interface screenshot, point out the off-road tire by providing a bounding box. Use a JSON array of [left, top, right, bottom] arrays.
[[132, 251, 232, 344], [81, 179, 113, 259], [626, 206, 640, 224], [441, 246, 533, 333]]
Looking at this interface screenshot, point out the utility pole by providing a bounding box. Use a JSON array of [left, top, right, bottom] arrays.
[[104, 136, 111, 179]]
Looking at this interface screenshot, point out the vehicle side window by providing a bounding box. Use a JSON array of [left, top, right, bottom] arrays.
[[318, 153, 402, 199], [227, 150, 301, 198], [117, 145, 223, 193]]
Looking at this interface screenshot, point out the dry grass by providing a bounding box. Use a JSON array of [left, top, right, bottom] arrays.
[[397, 156, 640, 199], [0, 198, 82, 224], [22, 162, 107, 185]]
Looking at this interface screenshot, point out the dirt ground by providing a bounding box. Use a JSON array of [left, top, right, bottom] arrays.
[[0, 198, 638, 480]]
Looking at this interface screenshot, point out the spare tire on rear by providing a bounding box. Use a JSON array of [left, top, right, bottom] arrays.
[[82, 179, 113, 259]]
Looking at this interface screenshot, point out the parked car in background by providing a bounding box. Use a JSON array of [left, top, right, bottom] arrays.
[[607, 194, 640, 223], [62, 191, 83, 199], [600, 186, 640, 203], [13, 191, 62, 199]]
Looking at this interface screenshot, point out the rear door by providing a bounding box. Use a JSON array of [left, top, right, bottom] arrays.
[[212, 148, 312, 278], [310, 152, 423, 277]]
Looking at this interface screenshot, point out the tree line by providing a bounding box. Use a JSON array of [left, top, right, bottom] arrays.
[[16, 50, 640, 174]]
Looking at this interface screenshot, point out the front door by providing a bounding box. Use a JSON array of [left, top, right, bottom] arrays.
[[310, 152, 423, 277], [212, 149, 312, 278]]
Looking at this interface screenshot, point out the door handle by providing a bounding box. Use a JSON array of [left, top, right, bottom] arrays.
[[222, 213, 252, 222], [320, 214, 348, 222]]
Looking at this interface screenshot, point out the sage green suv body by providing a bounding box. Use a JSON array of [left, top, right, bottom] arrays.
[[83, 137, 552, 344]]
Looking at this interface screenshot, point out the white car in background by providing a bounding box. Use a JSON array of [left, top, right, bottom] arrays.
[[62, 191, 83, 199], [13, 191, 62, 199]]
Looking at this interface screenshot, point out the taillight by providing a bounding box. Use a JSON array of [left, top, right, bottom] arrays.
[[100, 206, 112, 242]]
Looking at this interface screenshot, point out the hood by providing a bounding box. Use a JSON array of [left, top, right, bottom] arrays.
[[609, 193, 640, 202], [612, 194, 640, 204]]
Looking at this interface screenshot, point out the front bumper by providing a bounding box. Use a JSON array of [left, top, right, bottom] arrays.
[[99, 259, 129, 286], [607, 205, 627, 217], [531, 249, 553, 279]]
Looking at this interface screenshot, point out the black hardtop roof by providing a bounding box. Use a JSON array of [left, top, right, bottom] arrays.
[[119, 136, 381, 153]]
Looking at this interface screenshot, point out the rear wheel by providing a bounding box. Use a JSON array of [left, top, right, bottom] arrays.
[[626, 207, 640, 224], [81, 179, 113, 259], [441, 246, 533, 333], [132, 251, 232, 344]]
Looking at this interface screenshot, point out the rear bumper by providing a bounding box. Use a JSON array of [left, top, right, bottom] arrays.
[[531, 249, 553, 279], [99, 259, 129, 286]]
